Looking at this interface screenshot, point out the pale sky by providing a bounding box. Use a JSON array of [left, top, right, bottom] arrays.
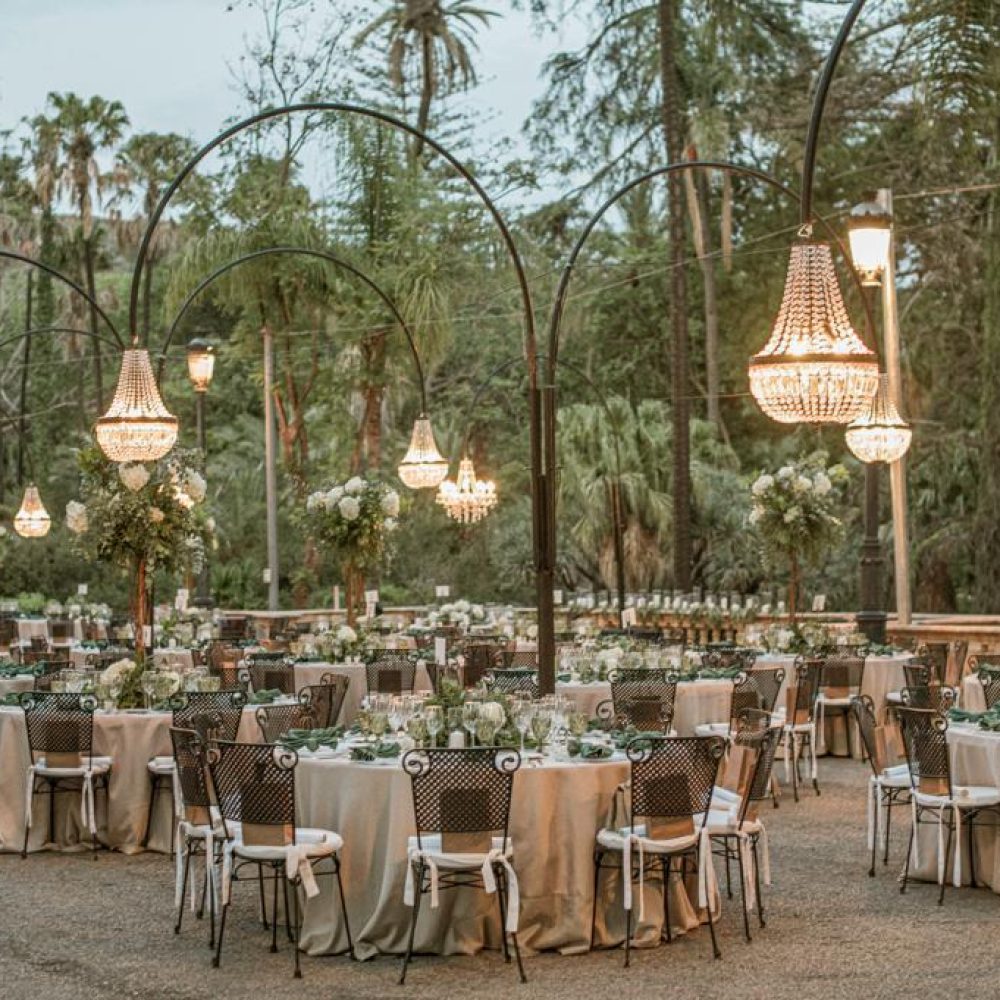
[[0, 1, 578, 168]]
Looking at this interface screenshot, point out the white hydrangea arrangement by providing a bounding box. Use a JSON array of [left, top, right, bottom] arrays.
[[748, 455, 848, 617]]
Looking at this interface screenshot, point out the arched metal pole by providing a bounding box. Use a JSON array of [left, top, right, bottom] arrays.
[[0, 250, 123, 347], [0, 325, 124, 356], [155, 246, 429, 412], [130, 102, 543, 665]]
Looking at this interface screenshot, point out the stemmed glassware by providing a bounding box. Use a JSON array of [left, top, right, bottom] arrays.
[[530, 709, 552, 753], [462, 701, 480, 747], [512, 697, 534, 753], [141, 671, 157, 711], [424, 705, 444, 747]]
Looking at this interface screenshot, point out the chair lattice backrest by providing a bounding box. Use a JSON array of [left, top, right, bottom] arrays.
[[900, 685, 955, 713], [497, 650, 539, 671], [731, 667, 786, 720], [50, 620, 73, 642], [897, 707, 952, 797], [626, 735, 725, 827], [732, 710, 781, 816], [790, 657, 823, 718], [915, 643, 950, 685], [246, 654, 294, 695], [850, 694, 883, 778], [33, 660, 72, 692], [255, 703, 317, 744], [218, 617, 250, 643], [21, 692, 98, 764], [609, 668, 680, 731], [207, 740, 299, 840], [462, 642, 504, 687], [170, 690, 247, 743], [402, 747, 520, 850], [978, 667, 1000, 710], [700, 648, 758, 672], [169, 727, 221, 826], [0, 618, 16, 646], [365, 655, 417, 695], [303, 674, 351, 728], [489, 669, 539, 699], [820, 655, 866, 698], [903, 661, 930, 689]]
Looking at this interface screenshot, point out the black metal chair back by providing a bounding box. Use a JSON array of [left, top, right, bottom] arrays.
[[850, 694, 884, 777], [701, 647, 758, 672], [218, 617, 250, 643], [168, 727, 230, 835], [463, 642, 503, 687], [170, 690, 247, 743], [897, 707, 952, 797], [625, 735, 725, 830], [900, 685, 955, 713], [255, 703, 317, 744], [788, 657, 823, 721], [365, 655, 417, 695], [302, 674, 351, 728], [820, 655, 866, 698], [402, 747, 520, 851], [21, 692, 98, 764], [489, 669, 539, 699], [903, 662, 930, 689], [731, 667, 785, 720], [0, 618, 16, 647], [207, 740, 300, 842], [498, 650, 538, 670], [732, 710, 781, 820], [977, 667, 1000, 710], [50, 620, 73, 643], [915, 643, 950, 685], [609, 668, 679, 731], [33, 659, 72, 691], [246, 654, 294, 695]]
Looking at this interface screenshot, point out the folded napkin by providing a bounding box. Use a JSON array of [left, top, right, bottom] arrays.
[[278, 726, 343, 752], [611, 729, 663, 750], [578, 742, 614, 760], [350, 739, 401, 762], [948, 707, 985, 723], [248, 688, 284, 705]]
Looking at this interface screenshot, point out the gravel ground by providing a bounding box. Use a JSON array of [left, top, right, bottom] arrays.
[[1, 758, 998, 1000]]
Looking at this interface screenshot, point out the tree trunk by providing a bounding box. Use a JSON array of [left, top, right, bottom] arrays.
[[344, 561, 363, 628], [788, 551, 800, 622], [413, 33, 434, 161], [83, 237, 104, 413], [132, 555, 151, 666], [657, 0, 692, 590], [18, 273, 32, 488], [692, 164, 722, 432]]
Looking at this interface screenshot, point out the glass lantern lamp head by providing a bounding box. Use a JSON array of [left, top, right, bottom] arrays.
[[13, 483, 51, 538], [186, 338, 216, 393], [847, 200, 892, 288], [397, 414, 449, 490]]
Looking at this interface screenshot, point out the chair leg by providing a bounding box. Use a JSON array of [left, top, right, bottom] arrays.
[[967, 811, 977, 888], [938, 819, 953, 906], [900, 820, 914, 894], [175, 844, 191, 935], [662, 857, 672, 944], [212, 899, 229, 969], [498, 875, 527, 983], [735, 840, 751, 942], [142, 776, 157, 848], [258, 865, 269, 930], [590, 854, 602, 951], [291, 877, 302, 979], [869, 789, 878, 877], [496, 870, 511, 963], [724, 842, 733, 899], [790, 734, 800, 803], [208, 848, 217, 949], [752, 838, 766, 928], [704, 878, 721, 960], [21, 777, 33, 859], [271, 865, 281, 952], [624, 894, 632, 968], [883, 792, 893, 866], [283, 873, 294, 942], [811, 731, 820, 796], [399, 861, 424, 985], [334, 857, 355, 959]]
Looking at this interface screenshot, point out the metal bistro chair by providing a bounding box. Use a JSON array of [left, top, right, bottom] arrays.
[[593, 735, 726, 965], [900, 685, 957, 713], [144, 690, 247, 851], [301, 673, 351, 729], [365, 653, 417, 696], [400, 747, 525, 984], [497, 649, 539, 670], [255, 702, 319, 744], [897, 707, 1000, 905], [779, 657, 823, 802], [604, 668, 680, 732], [730, 667, 786, 724], [974, 663, 1000, 710], [488, 668, 539, 700], [815, 654, 866, 756], [246, 653, 295, 695], [462, 641, 505, 688], [851, 694, 911, 876], [700, 647, 758, 673], [706, 711, 781, 942], [170, 727, 232, 947], [208, 740, 353, 978], [20, 692, 112, 858]]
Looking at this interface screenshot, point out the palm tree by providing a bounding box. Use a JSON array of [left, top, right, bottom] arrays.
[[46, 92, 129, 410], [356, 1, 496, 158], [110, 131, 197, 336], [23, 114, 60, 327]]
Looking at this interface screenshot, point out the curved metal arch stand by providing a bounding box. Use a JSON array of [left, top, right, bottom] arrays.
[[0, 324, 124, 357], [156, 245, 429, 412], [0, 250, 123, 348]]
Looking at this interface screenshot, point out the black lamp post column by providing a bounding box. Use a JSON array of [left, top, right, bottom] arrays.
[[187, 339, 215, 609], [857, 463, 886, 642]]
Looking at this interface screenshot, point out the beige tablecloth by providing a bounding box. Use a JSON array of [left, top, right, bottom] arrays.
[[0, 677, 35, 698], [962, 675, 987, 713], [296, 756, 711, 959]]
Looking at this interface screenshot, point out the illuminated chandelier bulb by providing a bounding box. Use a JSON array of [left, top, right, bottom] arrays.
[[436, 456, 497, 524], [13, 484, 51, 538], [397, 414, 448, 489], [845, 373, 912, 464]]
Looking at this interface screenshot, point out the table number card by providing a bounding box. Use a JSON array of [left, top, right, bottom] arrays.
[[435, 585, 450, 598], [812, 594, 827, 612], [434, 636, 448, 666], [553, 589, 564, 605], [175, 588, 189, 613], [365, 589, 379, 618], [621, 607, 637, 627], [77, 583, 88, 597]]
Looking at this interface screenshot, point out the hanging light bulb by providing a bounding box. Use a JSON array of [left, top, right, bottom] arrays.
[[185, 338, 216, 393], [847, 200, 892, 288], [845, 373, 912, 464], [436, 456, 497, 524], [95, 346, 178, 462], [397, 414, 448, 489], [13, 484, 51, 538], [749, 240, 879, 424]]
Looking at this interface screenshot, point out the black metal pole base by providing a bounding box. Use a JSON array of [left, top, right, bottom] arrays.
[[855, 609, 887, 644]]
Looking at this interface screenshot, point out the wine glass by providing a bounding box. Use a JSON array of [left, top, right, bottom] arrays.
[[370, 710, 389, 740], [462, 701, 480, 747], [141, 671, 157, 711], [475, 715, 498, 747], [424, 705, 444, 747], [447, 707, 464, 745], [530, 710, 552, 752], [568, 711, 589, 739], [513, 700, 534, 753]]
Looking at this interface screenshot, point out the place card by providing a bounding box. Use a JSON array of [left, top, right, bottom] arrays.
[[77, 584, 88, 597], [621, 607, 637, 627], [812, 594, 827, 612], [435, 636, 448, 666]]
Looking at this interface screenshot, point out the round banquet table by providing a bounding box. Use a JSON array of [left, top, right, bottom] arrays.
[[0, 704, 259, 855], [292, 662, 435, 726], [961, 675, 987, 713], [0, 676, 35, 698], [909, 724, 1000, 891], [295, 755, 714, 960]]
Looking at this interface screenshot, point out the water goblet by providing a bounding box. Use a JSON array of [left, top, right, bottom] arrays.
[[424, 705, 444, 747], [462, 701, 480, 747]]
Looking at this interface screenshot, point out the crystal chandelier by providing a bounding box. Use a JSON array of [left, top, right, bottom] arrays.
[[13, 484, 51, 538], [845, 374, 912, 464], [749, 241, 879, 424], [436, 456, 497, 524], [95, 346, 178, 462], [397, 414, 448, 489]]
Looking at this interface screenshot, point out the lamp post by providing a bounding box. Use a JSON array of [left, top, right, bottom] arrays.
[[186, 338, 215, 607]]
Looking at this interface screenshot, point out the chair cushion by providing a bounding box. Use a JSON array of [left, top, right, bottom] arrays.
[[34, 755, 112, 777], [147, 756, 175, 775], [407, 834, 512, 868], [915, 785, 1000, 809], [596, 824, 699, 855], [234, 826, 342, 862], [885, 691, 903, 705], [694, 722, 730, 738], [877, 763, 910, 788], [704, 808, 762, 836], [817, 694, 853, 707]]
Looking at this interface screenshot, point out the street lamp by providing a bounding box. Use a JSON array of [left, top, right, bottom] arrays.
[[397, 414, 449, 489], [186, 338, 215, 607], [847, 201, 892, 287], [13, 484, 51, 538]]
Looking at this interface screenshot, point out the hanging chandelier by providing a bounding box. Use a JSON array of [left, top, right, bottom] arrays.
[[845, 374, 912, 464], [749, 240, 879, 424], [436, 456, 497, 524], [13, 484, 51, 538], [95, 346, 178, 462], [397, 414, 448, 489]]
